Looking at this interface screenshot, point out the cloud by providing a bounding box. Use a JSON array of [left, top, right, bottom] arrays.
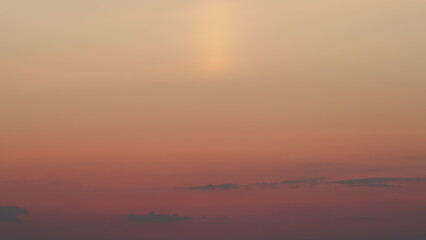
[[180, 178, 327, 190], [181, 183, 240, 190], [252, 177, 329, 189], [332, 216, 376, 221], [0, 206, 28, 222], [179, 177, 426, 190], [126, 212, 192, 223], [200, 216, 229, 220], [331, 177, 426, 187]]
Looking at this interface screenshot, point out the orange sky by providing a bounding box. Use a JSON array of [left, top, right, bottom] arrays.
[[1, 0, 426, 239]]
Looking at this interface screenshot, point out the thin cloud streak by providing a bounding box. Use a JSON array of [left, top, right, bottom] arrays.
[[331, 177, 426, 187], [180, 183, 240, 190], [126, 212, 192, 223], [251, 177, 329, 189], [179, 177, 426, 190], [178, 177, 327, 190]]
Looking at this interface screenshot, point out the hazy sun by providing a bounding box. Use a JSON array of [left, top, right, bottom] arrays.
[[195, 0, 239, 75]]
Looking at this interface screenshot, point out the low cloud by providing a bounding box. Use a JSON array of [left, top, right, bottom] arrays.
[[181, 183, 240, 190], [126, 212, 192, 223], [180, 178, 327, 190], [331, 177, 426, 187], [252, 177, 328, 189], [200, 216, 229, 220], [0, 206, 28, 222], [179, 177, 426, 190]]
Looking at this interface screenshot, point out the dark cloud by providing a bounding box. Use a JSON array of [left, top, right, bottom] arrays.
[[252, 177, 328, 189], [181, 183, 240, 190], [199, 216, 229, 220], [328, 216, 376, 221], [126, 212, 192, 223], [180, 178, 327, 190], [331, 177, 426, 187], [179, 177, 426, 190], [0, 206, 28, 222]]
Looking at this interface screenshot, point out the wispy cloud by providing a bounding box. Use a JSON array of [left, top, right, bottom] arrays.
[[179, 178, 327, 190], [126, 212, 192, 223], [0, 206, 28, 222], [251, 177, 329, 189], [200, 216, 229, 221], [331, 177, 426, 187], [180, 183, 240, 190], [179, 177, 426, 190]]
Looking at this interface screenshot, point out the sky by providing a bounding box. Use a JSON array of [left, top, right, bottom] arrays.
[[1, 0, 426, 239]]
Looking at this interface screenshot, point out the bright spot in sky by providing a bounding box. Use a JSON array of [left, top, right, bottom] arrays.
[[195, 0, 239, 75]]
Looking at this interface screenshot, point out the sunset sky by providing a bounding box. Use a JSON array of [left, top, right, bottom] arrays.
[[1, 0, 426, 239]]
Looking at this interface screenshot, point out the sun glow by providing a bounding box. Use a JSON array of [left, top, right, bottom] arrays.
[[195, 0, 239, 75]]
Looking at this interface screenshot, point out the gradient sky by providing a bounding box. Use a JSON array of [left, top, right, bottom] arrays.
[[1, 0, 426, 239]]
